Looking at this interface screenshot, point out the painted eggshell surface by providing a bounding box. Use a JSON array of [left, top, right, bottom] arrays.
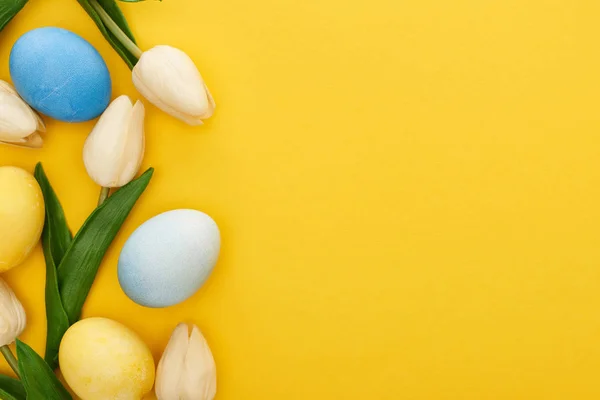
[[9, 27, 111, 122], [118, 209, 221, 308], [0, 166, 44, 272]]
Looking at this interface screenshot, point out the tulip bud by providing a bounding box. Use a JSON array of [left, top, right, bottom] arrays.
[[155, 323, 217, 400], [0, 80, 45, 148], [83, 95, 145, 188], [0, 278, 26, 347], [132, 45, 215, 126]]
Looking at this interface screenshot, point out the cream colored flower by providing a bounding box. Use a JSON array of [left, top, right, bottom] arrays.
[[0, 80, 44, 148], [83, 95, 145, 188], [133, 45, 215, 126], [155, 323, 217, 400], [0, 278, 26, 347]]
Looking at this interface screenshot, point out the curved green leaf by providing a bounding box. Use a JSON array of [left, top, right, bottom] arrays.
[[34, 164, 72, 266], [42, 227, 70, 371], [16, 341, 71, 400], [0, 375, 25, 400], [58, 168, 154, 324], [76, 0, 138, 68], [34, 164, 72, 370], [0, 0, 28, 32]]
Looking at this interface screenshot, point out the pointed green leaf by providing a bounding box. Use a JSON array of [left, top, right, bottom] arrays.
[[0, 0, 28, 32], [58, 168, 154, 324], [16, 340, 72, 400], [0, 375, 25, 400], [33, 164, 72, 370], [76, 0, 138, 68], [0, 389, 21, 400], [34, 164, 72, 266], [41, 227, 70, 370]]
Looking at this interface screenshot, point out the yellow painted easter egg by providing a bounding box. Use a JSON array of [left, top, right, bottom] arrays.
[[0, 166, 44, 272], [59, 317, 155, 400]]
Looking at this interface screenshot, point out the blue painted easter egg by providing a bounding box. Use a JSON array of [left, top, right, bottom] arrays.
[[118, 210, 221, 308], [9, 27, 111, 122]]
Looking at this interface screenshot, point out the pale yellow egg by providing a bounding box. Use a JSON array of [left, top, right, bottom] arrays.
[[59, 317, 155, 400], [0, 166, 44, 272]]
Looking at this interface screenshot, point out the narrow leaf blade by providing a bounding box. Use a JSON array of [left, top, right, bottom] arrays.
[[0, 375, 25, 400], [16, 340, 72, 400], [58, 168, 154, 324], [33, 164, 72, 369], [42, 229, 70, 370], [0, 0, 28, 32], [76, 0, 138, 68], [34, 164, 72, 265], [0, 389, 21, 400]]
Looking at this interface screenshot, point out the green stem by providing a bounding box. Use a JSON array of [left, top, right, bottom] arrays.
[[98, 187, 110, 206], [88, 0, 143, 59], [1, 345, 20, 378]]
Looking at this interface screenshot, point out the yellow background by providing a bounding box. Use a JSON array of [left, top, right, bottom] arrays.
[[1, 0, 600, 398]]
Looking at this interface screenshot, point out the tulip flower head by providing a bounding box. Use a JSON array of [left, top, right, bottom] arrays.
[[83, 95, 145, 188], [0, 80, 45, 148], [133, 45, 215, 126], [0, 278, 26, 347], [155, 323, 217, 400]]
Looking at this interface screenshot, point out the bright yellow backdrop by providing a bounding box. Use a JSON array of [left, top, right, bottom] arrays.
[[2, 0, 600, 398]]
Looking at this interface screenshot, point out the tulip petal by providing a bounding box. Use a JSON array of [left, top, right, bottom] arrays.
[[133, 66, 205, 126], [19, 132, 43, 148], [0, 132, 43, 149], [0, 278, 26, 347], [33, 111, 46, 133], [0, 80, 18, 96], [156, 323, 190, 400], [203, 82, 216, 117], [181, 325, 217, 400], [116, 100, 145, 186], [0, 90, 39, 141], [83, 95, 134, 187], [132, 45, 215, 126]]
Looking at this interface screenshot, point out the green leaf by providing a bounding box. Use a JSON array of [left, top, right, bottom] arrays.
[[34, 165, 71, 370], [0, 389, 21, 400], [34, 164, 72, 266], [16, 340, 72, 400], [0, 0, 28, 32], [58, 168, 154, 324], [76, 0, 138, 68], [42, 227, 70, 371], [0, 375, 25, 400]]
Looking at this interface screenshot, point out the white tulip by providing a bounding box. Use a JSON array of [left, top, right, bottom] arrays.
[[0, 278, 26, 347], [155, 323, 217, 400], [0, 80, 44, 148], [83, 95, 145, 188], [132, 45, 215, 126]]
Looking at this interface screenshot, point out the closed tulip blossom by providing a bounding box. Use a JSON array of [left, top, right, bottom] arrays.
[[83, 95, 145, 205], [0, 80, 44, 148], [133, 45, 215, 126], [86, 0, 215, 126], [0, 278, 26, 377], [155, 323, 217, 400]]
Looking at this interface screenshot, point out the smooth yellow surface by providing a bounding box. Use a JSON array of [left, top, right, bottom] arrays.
[[59, 318, 155, 400], [2, 0, 600, 398], [0, 166, 44, 272]]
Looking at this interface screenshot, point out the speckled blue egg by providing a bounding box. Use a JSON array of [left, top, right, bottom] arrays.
[[118, 210, 221, 308], [9, 27, 111, 122]]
